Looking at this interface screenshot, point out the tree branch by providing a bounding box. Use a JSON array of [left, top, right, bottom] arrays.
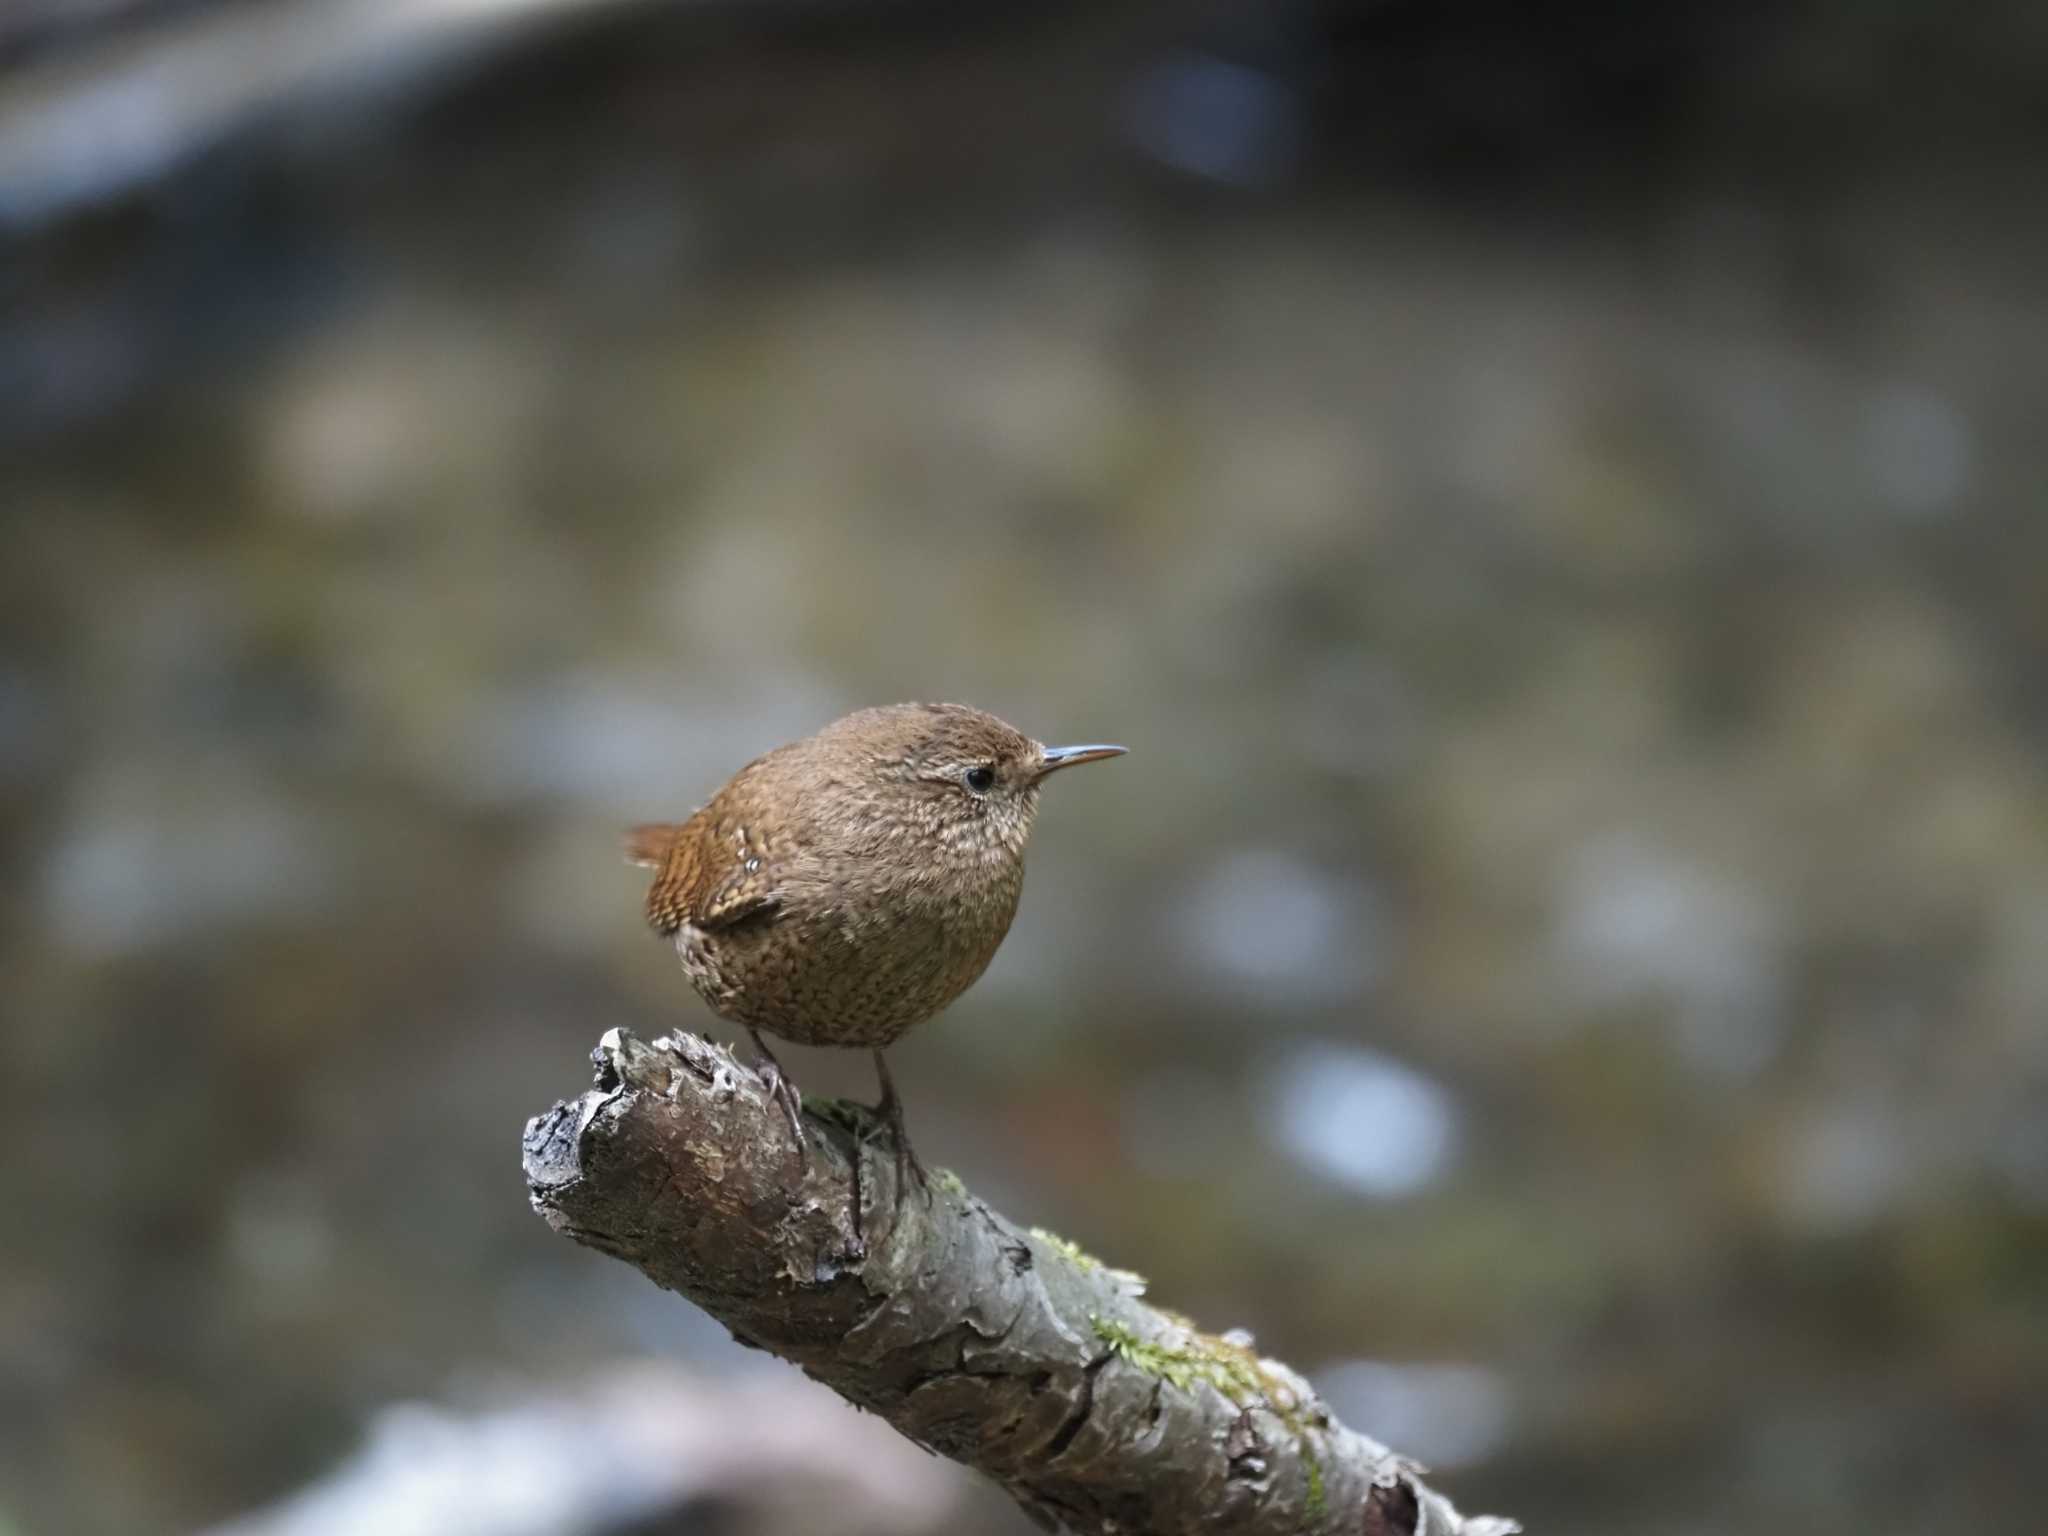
[[522, 1028, 1520, 1536]]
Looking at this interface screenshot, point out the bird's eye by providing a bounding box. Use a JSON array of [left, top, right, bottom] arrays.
[[963, 765, 996, 793]]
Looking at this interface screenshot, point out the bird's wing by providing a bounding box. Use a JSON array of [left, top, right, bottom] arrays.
[[626, 812, 782, 935]]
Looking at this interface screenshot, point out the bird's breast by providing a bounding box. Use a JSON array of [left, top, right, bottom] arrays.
[[676, 859, 1023, 1048]]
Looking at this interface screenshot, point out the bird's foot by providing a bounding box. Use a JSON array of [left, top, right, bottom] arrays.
[[759, 1063, 807, 1155], [746, 1029, 807, 1164], [851, 1113, 927, 1245], [848, 1050, 932, 1242], [857, 1113, 930, 1199], [892, 1126, 932, 1204]]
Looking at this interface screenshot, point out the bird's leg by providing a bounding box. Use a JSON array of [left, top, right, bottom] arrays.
[[745, 1026, 807, 1160], [847, 1132, 868, 1246], [866, 1049, 930, 1209]]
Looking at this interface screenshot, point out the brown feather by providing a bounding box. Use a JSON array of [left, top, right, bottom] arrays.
[[624, 822, 685, 867], [630, 805, 785, 936]]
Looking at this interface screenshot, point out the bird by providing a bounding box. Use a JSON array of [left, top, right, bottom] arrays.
[[626, 702, 1125, 1221]]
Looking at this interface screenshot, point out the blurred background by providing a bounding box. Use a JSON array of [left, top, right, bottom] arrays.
[[4, 2, 2047, 1533]]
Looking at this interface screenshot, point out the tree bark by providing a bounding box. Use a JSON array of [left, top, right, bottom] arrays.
[[522, 1027, 1521, 1536]]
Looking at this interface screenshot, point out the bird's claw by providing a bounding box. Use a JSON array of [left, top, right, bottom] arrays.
[[754, 1058, 807, 1162], [896, 1134, 932, 1202], [857, 1106, 930, 1208]]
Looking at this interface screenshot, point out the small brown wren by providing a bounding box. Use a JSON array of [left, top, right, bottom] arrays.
[[627, 702, 1125, 1212]]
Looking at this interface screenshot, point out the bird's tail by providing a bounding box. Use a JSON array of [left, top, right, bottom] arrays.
[[624, 822, 686, 868], [625, 822, 695, 935]]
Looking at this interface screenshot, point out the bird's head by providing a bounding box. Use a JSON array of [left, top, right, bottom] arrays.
[[821, 702, 1125, 867]]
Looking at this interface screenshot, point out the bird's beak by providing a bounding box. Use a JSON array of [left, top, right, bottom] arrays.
[[1037, 743, 1128, 779]]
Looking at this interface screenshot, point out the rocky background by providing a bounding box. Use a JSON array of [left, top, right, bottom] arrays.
[[3, 3, 2045, 1534]]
